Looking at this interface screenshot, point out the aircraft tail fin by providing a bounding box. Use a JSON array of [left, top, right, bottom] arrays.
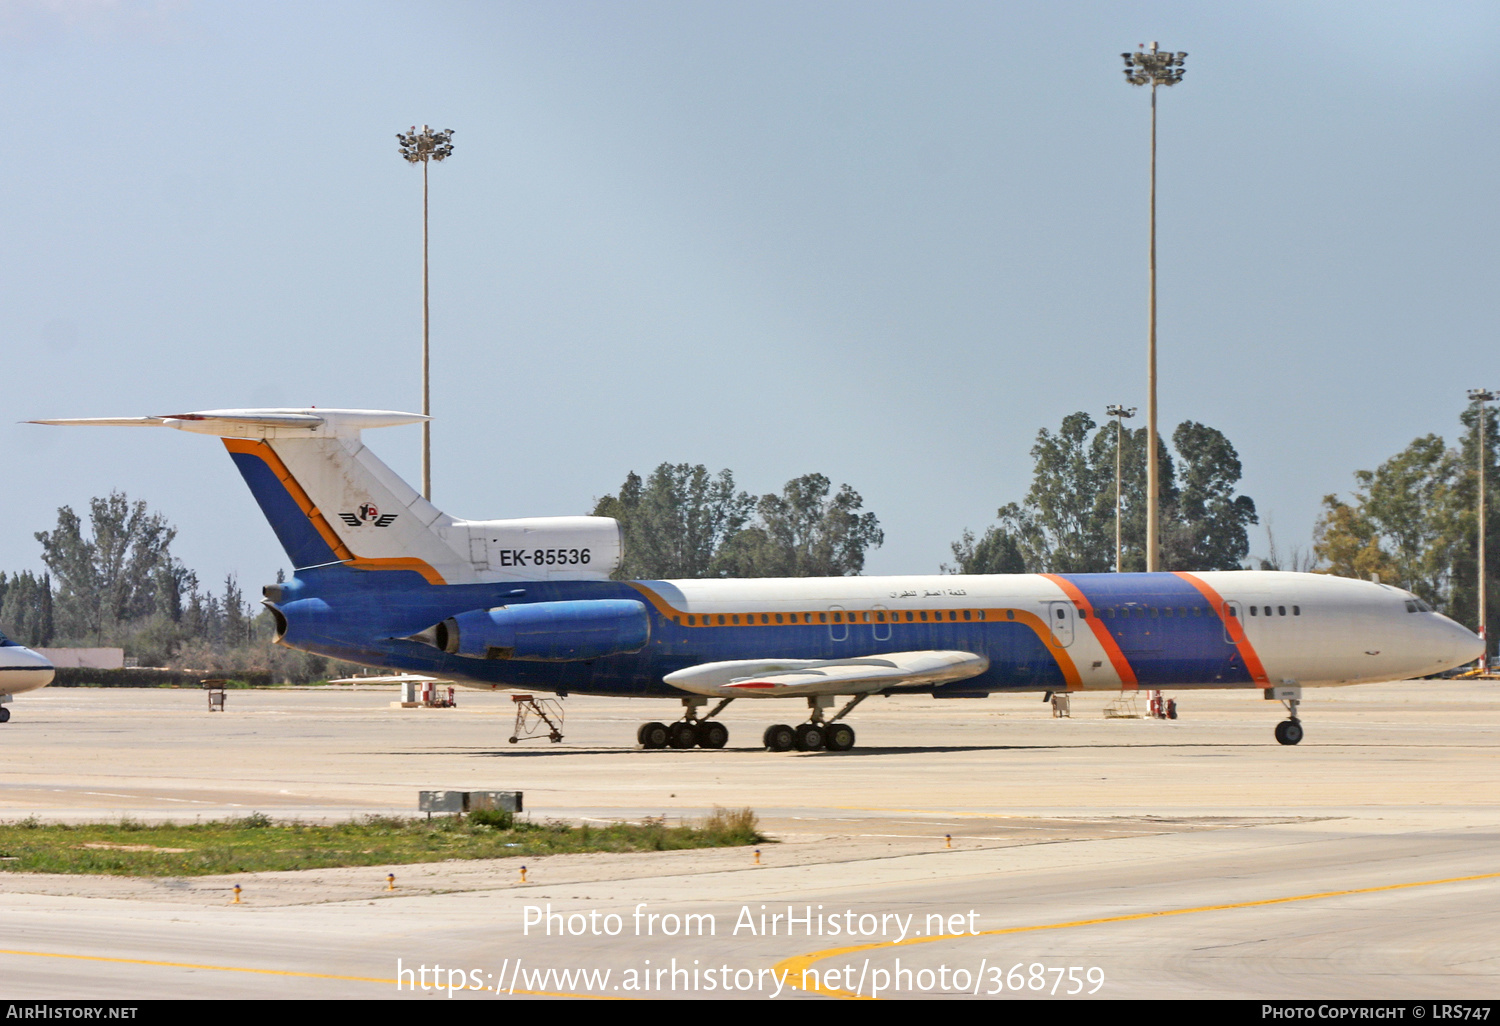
[[32, 409, 622, 586]]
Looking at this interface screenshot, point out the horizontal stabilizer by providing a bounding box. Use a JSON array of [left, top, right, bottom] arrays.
[[29, 408, 426, 439], [663, 650, 988, 697]]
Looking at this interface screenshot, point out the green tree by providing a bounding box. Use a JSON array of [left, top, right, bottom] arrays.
[[223, 574, 247, 649], [998, 412, 1115, 573], [594, 466, 883, 579], [0, 571, 54, 647], [1163, 421, 1260, 571], [593, 464, 755, 579], [943, 527, 1026, 575], [1312, 495, 1398, 583], [953, 412, 1255, 574], [11, 495, 349, 681], [1313, 404, 1499, 646], [34, 492, 194, 643], [1313, 435, 1457, 606], [1443, 403, 1500, 644], [717, 474, 885, 578]]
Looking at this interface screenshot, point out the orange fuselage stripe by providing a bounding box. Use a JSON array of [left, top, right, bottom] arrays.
[[626, 584, 1081, 689], [222, 437, 446, 585], [1172, 571, 1270, 684], [1040, 573, 1138, 689]]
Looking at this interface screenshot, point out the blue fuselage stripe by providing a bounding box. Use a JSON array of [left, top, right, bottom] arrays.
[[1056, 573, 1254, 685], [272, 572, 1262, 697]]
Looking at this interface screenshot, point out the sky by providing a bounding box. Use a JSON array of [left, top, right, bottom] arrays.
[[3, 0, 1499, 594]]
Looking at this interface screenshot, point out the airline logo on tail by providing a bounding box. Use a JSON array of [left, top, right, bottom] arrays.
[[340, 504, 399, 528]]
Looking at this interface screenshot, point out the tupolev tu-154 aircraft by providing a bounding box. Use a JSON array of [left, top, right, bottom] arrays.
[[34, 408, 1483, 751]]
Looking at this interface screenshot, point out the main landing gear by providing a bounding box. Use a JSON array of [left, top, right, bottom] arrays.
[[763, 695, 865, 753], [638, 697, 733, 750], [637, 695, 868, 753]]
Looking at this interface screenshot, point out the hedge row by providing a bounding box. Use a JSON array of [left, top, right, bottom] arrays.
[[47, 668, 273, 688]]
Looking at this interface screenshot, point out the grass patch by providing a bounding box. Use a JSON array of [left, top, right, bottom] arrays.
[[0, 808, 766, 877]]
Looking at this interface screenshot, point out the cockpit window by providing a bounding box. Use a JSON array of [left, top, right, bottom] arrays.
[[0, 631, 12, 647]]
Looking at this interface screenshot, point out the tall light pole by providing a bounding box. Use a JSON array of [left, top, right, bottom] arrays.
[[1106, 404, 1137, 573], [397, 124, 455, 501], [1122, 43, 1186, 572], [1470, 388, 1495, 671]]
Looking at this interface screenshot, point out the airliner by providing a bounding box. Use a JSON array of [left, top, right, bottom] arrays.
[[0, 632, 55, 722], [33, 409, 1483, 751]]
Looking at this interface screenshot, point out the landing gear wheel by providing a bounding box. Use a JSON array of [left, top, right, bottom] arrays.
[[764, 723, 795, 752], [0, 707, 9, 723], [1274, 719, 1303, 746], [794, 723, 825, 752], [823, 723, 855, 752], [696, 721, 729, 749], [638, 721, 669, 749], [668, 721, 698, 749]]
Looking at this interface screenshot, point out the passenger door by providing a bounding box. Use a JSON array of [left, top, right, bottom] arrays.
[[828, 605, 849, 643], [1046, 601, 1075, 647]]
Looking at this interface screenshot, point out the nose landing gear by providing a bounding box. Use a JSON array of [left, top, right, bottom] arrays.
[[1267, 684, 1303, 745]]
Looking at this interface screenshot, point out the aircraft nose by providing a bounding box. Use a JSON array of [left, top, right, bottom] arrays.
[[1430, 616, 1484, 670]]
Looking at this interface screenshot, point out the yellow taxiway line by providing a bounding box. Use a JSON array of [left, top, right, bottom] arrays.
[[0, 948, 612, 999], [775, 868, 1500, 999]]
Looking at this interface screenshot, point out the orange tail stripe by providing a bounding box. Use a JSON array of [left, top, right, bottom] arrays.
[[222, 438, 446, 585]]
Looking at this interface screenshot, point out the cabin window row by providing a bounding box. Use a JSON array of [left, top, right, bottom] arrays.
[[670, 608, 1009, 626], [1102, 604, 1301, 618], [1101, 606, 1209, 619]]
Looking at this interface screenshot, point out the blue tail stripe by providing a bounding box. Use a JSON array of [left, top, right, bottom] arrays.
[[228, 450, 339, 569]]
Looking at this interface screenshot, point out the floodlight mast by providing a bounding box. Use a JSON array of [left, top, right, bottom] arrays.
[[1470, 388, 1496, 671], [1106, 404, 1138, 572], [397, 124, 455, 502], [1121, 43, 1186, 572]]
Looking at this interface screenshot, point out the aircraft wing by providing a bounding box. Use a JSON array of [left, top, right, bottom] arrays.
[[326, 673, 451, 685], [663, 650, 988, 698]]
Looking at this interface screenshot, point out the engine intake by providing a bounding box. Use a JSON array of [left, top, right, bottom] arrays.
[[419, 599, 650, 662]]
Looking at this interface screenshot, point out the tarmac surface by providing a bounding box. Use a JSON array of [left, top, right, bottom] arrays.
[[1, 680, 1498, 1000]]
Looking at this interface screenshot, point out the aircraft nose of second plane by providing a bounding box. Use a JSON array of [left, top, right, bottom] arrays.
[[0, 644, 55, 692]]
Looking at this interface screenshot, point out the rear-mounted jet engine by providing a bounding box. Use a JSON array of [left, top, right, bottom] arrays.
[[411, 599, 650, 661]]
